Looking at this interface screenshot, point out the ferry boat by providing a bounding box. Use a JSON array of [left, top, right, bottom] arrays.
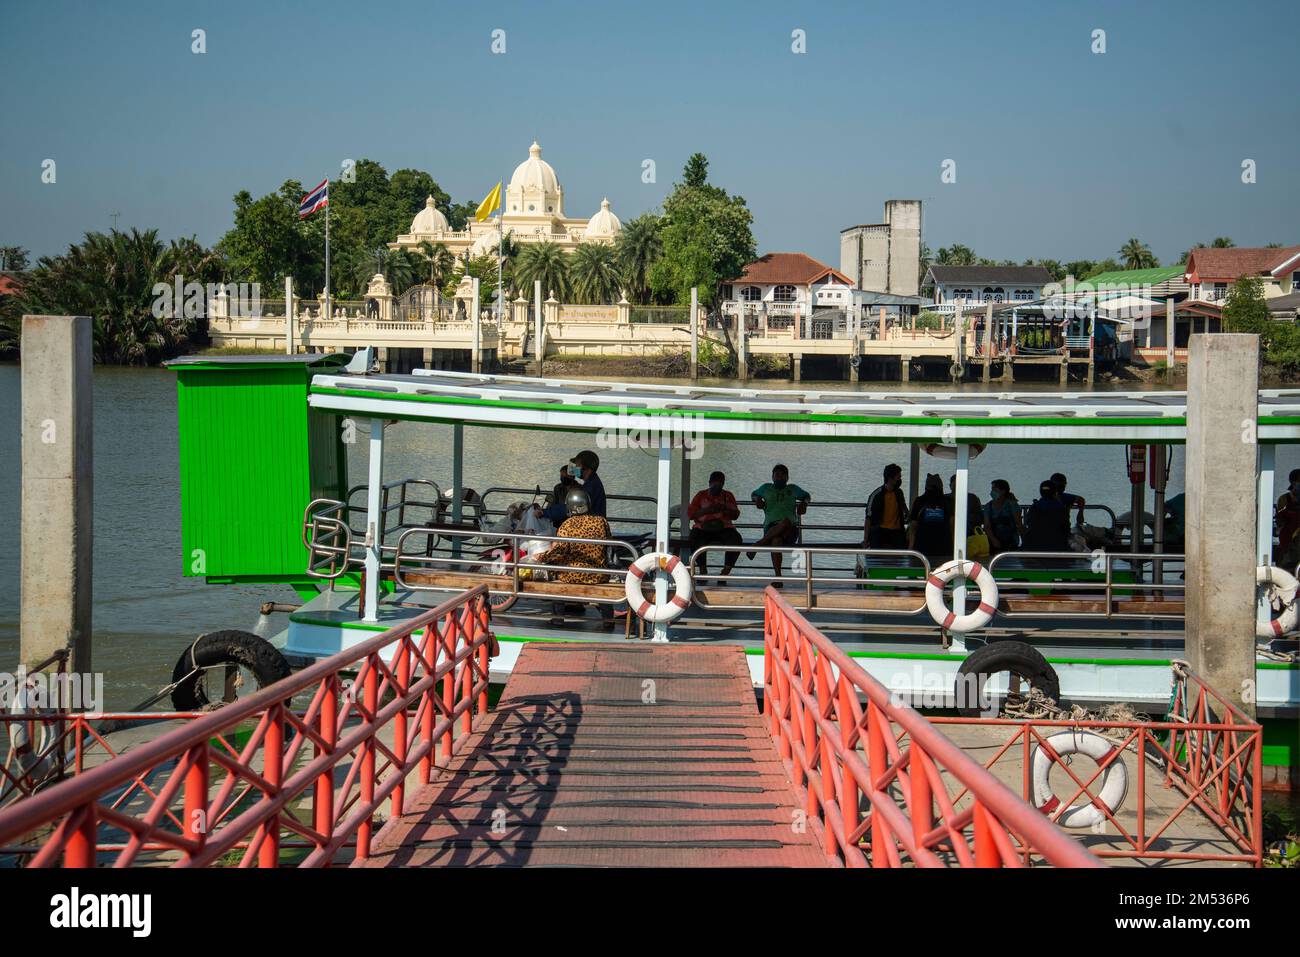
[[164, 351, 1299, 773]]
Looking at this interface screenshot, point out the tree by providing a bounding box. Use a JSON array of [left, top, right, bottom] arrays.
[[570, 243, 622, 304], [0, 246, 29, 271], [649, 155, 755, 306], [1222, 275, 1269, 334], [416, 241, 456, 305], [1118, 238, 1157, 270], [614, 213, 662, 304], [512, 242, 571, 301], [934, 244, 976, 266]]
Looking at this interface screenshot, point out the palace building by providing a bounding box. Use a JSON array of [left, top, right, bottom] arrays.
[[389, 141, 623, 261]]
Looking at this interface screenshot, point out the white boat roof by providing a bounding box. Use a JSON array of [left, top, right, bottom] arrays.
[[307, 368, 1300, 444]]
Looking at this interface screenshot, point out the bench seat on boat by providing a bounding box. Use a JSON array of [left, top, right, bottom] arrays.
[[694, 586, 1184, 616], [399, 569, 627, 600]]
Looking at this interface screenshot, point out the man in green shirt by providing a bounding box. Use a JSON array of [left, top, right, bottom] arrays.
[[748, 464, 811, 584]]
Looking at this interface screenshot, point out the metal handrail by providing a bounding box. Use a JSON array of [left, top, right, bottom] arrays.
[[393, 526, 640, 605], [988, 550, 1186, 619], [302, 498, 354, 579], [690, 546, 931, 615], [762, 588, 1100, 868]]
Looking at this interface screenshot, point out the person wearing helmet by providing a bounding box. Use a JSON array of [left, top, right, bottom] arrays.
[[539, 486, 617, 630], [543, 449, 606, 526]]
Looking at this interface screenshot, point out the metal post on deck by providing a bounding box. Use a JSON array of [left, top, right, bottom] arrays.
[[908, 443, 920, 506], [678, 445, 691, 541], [1256, 443, 1275, 629], [952, 444, 969, 612], [363, 418, 385, 623], [451, 424, 464, 559], [653, 439, 672, 642]]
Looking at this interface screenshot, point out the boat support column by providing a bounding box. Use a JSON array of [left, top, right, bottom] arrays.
[[952, 444, 969, 613], [451, 424, 464, 559], [363, 418, 385, 623], [653, 438, 672, 642], [1256, 442, 1275, 628]]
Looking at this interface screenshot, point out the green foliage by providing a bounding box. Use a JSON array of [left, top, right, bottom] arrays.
[[1118, 238, 1158, 270], [570, 243, 622, 304], [615, 213, 663, 304], [0, 245, 29, 271], [915, 310, 944, 330], [649, 155, 755, 307], [696, 336, 736, 376], [513, 242, 571, 301]]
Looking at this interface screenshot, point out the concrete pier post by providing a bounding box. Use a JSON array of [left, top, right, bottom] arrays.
[[284, 276, 295, 355], [982, 303, 993, 382], [901, 355, 911, 383], [689, 287, 699, 380], [1165, 299, 1176, 383], [471, 278, 482, 373], [792, 355, 801, 381], [422, 348, 433, 369], [20, 316, 94, 673], [737, 313, 748, 380], [378, 347, 389, 373], [848, 354, 859, 382], [1184, 334, 1258, 716]]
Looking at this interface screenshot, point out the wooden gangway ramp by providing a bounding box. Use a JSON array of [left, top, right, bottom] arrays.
[[361, 642, 826, 867]]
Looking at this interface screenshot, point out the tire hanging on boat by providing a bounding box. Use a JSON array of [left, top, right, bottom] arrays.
[[170, 630, 292, 711], [954, 640, 1059, 717], [925, 559, 999, 633], [1031, 730, 1129, 828], [1255, 565, 1299, 639], [624, 552, 693, 623]]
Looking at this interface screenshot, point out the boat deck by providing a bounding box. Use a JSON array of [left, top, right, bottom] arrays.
[[358, 642, 827, 867]]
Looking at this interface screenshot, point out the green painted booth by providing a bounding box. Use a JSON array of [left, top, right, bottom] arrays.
[[166, 354, 350, 582]]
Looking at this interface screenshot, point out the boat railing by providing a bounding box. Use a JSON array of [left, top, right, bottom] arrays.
[[303, 498, 355, 580], [1016, 502, 1118, 528], [689, 546, 932, 614], [392, 526, 641, 605], [988, 550, 1186, 619], [479, 486, 659, 532]]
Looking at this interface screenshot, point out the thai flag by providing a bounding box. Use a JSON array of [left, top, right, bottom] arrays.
[[298, 179, 328, 218]]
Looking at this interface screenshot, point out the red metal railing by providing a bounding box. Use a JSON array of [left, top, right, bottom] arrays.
[[762, 588, 1100, 867], [931, 661, 1264, 866], [0, 586, 495, 867]]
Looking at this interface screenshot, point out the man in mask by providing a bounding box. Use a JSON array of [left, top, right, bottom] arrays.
[[687, 470, 742, 580], [748, 464, 811, 583], [543, 449, 606, 526]]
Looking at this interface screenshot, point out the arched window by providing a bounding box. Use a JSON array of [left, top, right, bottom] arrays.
[[983, 287, 1005, 303], [741, 286, 762, 302], [952, 288, 973, 301], [773, 284, 797, 303], [1013, 288, 1034, 301]]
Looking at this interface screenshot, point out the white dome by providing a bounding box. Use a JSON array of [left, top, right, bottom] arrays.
[[507, 141, 563, 216], [584, 198, 622, 240], [409, 195, 449, 235]]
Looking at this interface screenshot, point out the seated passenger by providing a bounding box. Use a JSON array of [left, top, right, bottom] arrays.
[[1023, 480, 1071, 551], [983, 479, 1025, 554], [1163, 491, 1186, 554], [748, 464, 811, 583], [907, 473, 953, 563], [543, 450, 606, 526], [538, 487, 615, 630], [687, 471, 742, 579], [1051, 472, 1086, 527]]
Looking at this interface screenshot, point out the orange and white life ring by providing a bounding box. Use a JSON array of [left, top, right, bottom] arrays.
[[1032, 730, 1129, 829], [1256, 565, 1299, 639], [925, 559, 999, 633], [625, 553, 693, 623]]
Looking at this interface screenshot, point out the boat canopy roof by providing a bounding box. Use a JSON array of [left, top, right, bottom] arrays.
[[306, 368, 1300, 444]]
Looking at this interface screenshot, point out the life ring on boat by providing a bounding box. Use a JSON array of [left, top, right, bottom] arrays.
[[624, 553, 693, 623], [925, 559, 999, 633], [949, 362, 964, 379], [922, 443, 987, 460], [1255, 565, 1299, 639], [1031, 730, 1129, 829], [169, 631, 292, 711]]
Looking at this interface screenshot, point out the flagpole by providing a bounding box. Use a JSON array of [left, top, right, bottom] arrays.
[[324, 181, 331, 320]]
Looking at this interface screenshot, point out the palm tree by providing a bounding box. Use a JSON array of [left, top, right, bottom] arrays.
[[513, 241, 571, 301], [614, 214, 661, 304], [416, 240, 456, 309], [570, 243, 622, 305], [1118, 238, 1157, 271]]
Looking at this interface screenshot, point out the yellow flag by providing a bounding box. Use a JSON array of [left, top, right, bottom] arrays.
[[475, 181, 502, 222]]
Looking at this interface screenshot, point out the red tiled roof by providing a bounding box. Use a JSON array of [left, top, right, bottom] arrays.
[[0, 273, 23, 296], [1184, 245, 1300, 283], [731, 252, 852, 287]]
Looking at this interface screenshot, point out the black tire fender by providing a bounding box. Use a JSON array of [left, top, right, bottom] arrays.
[[954, 640, 1059, 717], [170, 630, 292, 711]]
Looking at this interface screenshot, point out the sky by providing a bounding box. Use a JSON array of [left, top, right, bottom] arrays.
[[1, 0, 1297, 269]]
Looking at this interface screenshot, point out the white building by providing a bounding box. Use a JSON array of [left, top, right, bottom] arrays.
[[924, 265, 1053, 305], [390, 141, 623, 260]]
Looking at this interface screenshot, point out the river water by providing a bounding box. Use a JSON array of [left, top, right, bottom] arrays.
[[2, 364, 1296, 710]]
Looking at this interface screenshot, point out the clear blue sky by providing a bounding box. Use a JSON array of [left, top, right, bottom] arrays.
[[2, 0, 1296, 268]]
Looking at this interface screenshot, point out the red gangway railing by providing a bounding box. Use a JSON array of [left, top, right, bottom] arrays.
[[763, 588, 1100, 867], [930, 661, 1264, 866], [0, 586, 495, 867]]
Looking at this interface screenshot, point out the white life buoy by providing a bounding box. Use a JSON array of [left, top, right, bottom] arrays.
[[1032, 730, 1129, 829], [922, 442, 987, 460], [925, 559, 999, 633], [1256, 565, 1299, 639], [625, 552, 693, 623]]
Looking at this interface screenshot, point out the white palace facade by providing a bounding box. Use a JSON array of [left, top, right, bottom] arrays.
[[389, 141, 623, 260]]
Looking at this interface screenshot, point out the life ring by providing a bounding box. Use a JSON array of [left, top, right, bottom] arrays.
[[949, 362, 964, 378], [925, 559, 998, 633], [624, 553, 693, 623], [921, 443, 987, 460], [1256, 565, 1299, 639], [1031, 730, 1129, 829]]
